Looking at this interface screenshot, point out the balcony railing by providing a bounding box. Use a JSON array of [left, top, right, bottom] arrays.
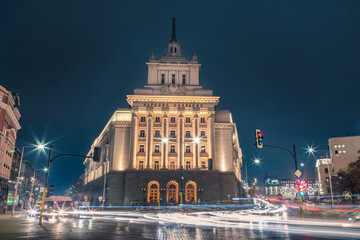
[[137, 152, 146, 156], [168, 152, 177, 157], [184, 152, 193, 157]]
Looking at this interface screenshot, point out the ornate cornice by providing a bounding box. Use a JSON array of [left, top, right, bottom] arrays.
[[126, 95, 220, 106], [112, 121, 131, 127], [214, 123, 234, 128]]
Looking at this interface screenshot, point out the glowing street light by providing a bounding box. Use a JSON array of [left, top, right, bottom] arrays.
[[193, 137, 200, 144], [300, 163, 305, 167], [254, 158, 260, 165], [161, 137, 169, 143]]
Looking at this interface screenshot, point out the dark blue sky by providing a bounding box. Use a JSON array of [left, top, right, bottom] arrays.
[[2, 0, 360, 193]]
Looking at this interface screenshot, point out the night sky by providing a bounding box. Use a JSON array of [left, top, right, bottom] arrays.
[[2, 0, 360, 194]]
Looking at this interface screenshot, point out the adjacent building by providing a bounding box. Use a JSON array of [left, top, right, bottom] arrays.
[[265, 178, 318, 199], [83, 17, 243, 205], [315, 157, 332, 195], [0, 85, 21, 211]]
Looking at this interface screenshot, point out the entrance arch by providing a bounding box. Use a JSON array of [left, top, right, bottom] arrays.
[[185, 181, 197, 203], [147, 181, 159, 204], [166, 181, 179, 204]]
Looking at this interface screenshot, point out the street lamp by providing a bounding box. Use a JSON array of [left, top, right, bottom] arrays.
[[306, 146, 334, 207], [254, 158, 260, 165], [300, 163, 305, 167]]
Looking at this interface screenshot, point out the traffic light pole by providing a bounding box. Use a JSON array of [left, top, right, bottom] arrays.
[[263, 144, 304, 218], [38, 147, 101, 225]]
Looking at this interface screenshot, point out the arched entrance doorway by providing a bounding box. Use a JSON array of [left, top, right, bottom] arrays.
[[185, 181, 197, 203], [166, 181, 178, 204], [147, 181, 159, 204]]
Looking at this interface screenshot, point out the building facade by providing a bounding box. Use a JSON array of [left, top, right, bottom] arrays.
[[265, 178, 318, 199], [0, 85, 21, 211], [315, 157, 332, 195], [83, 18, 243, 206]]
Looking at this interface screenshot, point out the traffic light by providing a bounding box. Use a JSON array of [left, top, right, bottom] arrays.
[[255, 129, 264, 148], [208, 158, 213, 170], [93, 147, 101, 162], [48, 185, 54, 197], [299, 183, 305, 198]]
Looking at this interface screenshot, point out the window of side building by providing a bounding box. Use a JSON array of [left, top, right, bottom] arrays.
[[139, 161, 144, 170], [185, 131, 191, 138], [200, 131, 205, 138], [200, 117, 206, 123], [155, 145, 160, 153], [186, 145, 191, 153], [170, 117, 176, 123], [140, 130, 145, 137], [201, 161, 206, 169], [201, 145, 206, 153], [182, 74, 186, 84], [185, 117, 191, 123], [155, 130, 161, 138], [154, 161, 159, 170], [155, 117, 160, 122], [139, 145, 145, 152], [140, 116, 146, 122], [170, 145, 175, 153], [172, 74, 176, 84], [186, 161, 191, 170], [325, 168, 328, 174], [170, 131, 176, 138], [170, 161, 176, 170], [161, 74, 165, 84]]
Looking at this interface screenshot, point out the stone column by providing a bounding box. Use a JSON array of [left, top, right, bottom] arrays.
[[146, 112, 153, 169], [162, 113, 168, 169], [179, 112, 184, 168], [209, 113, 216, 162], [193, 113, 199, 168], [129, 112, 138, 169]]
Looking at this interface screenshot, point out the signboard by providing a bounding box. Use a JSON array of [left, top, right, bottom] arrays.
[[295, 170, 302, 178]]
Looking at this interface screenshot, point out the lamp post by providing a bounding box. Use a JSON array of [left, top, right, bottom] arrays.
[[307, 147, 334, 208]]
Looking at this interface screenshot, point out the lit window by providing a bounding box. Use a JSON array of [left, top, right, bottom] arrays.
[[186, 117, 191, 123], [161, 74, 165, 84], [334, 145, 337, 148], [140, 117, 146, 122], [155, 130, 161, 138], [200, 117, 206, 123], [338, 145, 341, 148], [155, 145, 160, 153], [172, 74, 176, 84], [339, 151, 342, 154], [170, 145, 175, 153], [140, 130, 145, 138], [139, 145, 145, 152], [171, 117, 176, 123], [342, 144, 345, 147], [200, 131, 205, 137], [139, 161, 144, 170], [186, 145, 191, 153], [343, 150, 346, 153], [170, 131, 176, 138], [185, 131, 191, 138], [155, 117, 160, 122], [201, 146, 206, 153], [186, 161, 191, 169], [182, 74, 186, 84], [154, 161, 159, 170]]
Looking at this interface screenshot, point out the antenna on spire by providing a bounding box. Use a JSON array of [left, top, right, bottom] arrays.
[[171, 1, 176, 41]]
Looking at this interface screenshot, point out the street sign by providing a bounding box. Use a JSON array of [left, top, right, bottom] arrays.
[[40, 187, 44, 193], [294, 170, 302, 178]]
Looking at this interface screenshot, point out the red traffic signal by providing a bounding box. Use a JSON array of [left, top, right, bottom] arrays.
[[255, 129, 264, 148]]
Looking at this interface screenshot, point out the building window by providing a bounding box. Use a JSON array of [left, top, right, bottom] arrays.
[[171, 117, 176, 123], [170, 131, 176, 138], [200, 131, 205, 138], [139, 161, 144, 170], [201, 146, 206, 153], [170, 145, 175, 153], [170, 47, 173, 53], [140, 116, 146, 122], [140, 130, 145, 137], [201, 161, 206, 169], [185, 131, 191, 138], [200, 117, 206, 123], [174, 47, 177, 53], [342, 144, 345, 147], [334, 145, 337, 148], [161, 74, 165, 84], [154, 161, 160, 170], [155, 145, 160, 153], [170, 161, 175, 170], [139, 145, 145, 152], [155, 130, 161, 138], [172, 74, 176, 84], [335, 150, 338, 154], [325, 168, 328, 174], [186, 117, 191, 123], [186, 161, 191, 169], [155, 117, 160, 122], [186, 145, 191, 153], [182, 74, 186, 84], [343, 150, 347, 153]]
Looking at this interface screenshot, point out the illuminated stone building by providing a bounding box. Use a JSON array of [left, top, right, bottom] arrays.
[[0, 85, 21, 209], [83, 18, 243, 205]]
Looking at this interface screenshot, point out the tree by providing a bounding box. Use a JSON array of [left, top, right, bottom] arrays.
[[334, 159, 360, 203]]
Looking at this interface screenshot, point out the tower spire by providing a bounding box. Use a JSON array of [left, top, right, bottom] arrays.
[[171, 3, 176, 41]]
